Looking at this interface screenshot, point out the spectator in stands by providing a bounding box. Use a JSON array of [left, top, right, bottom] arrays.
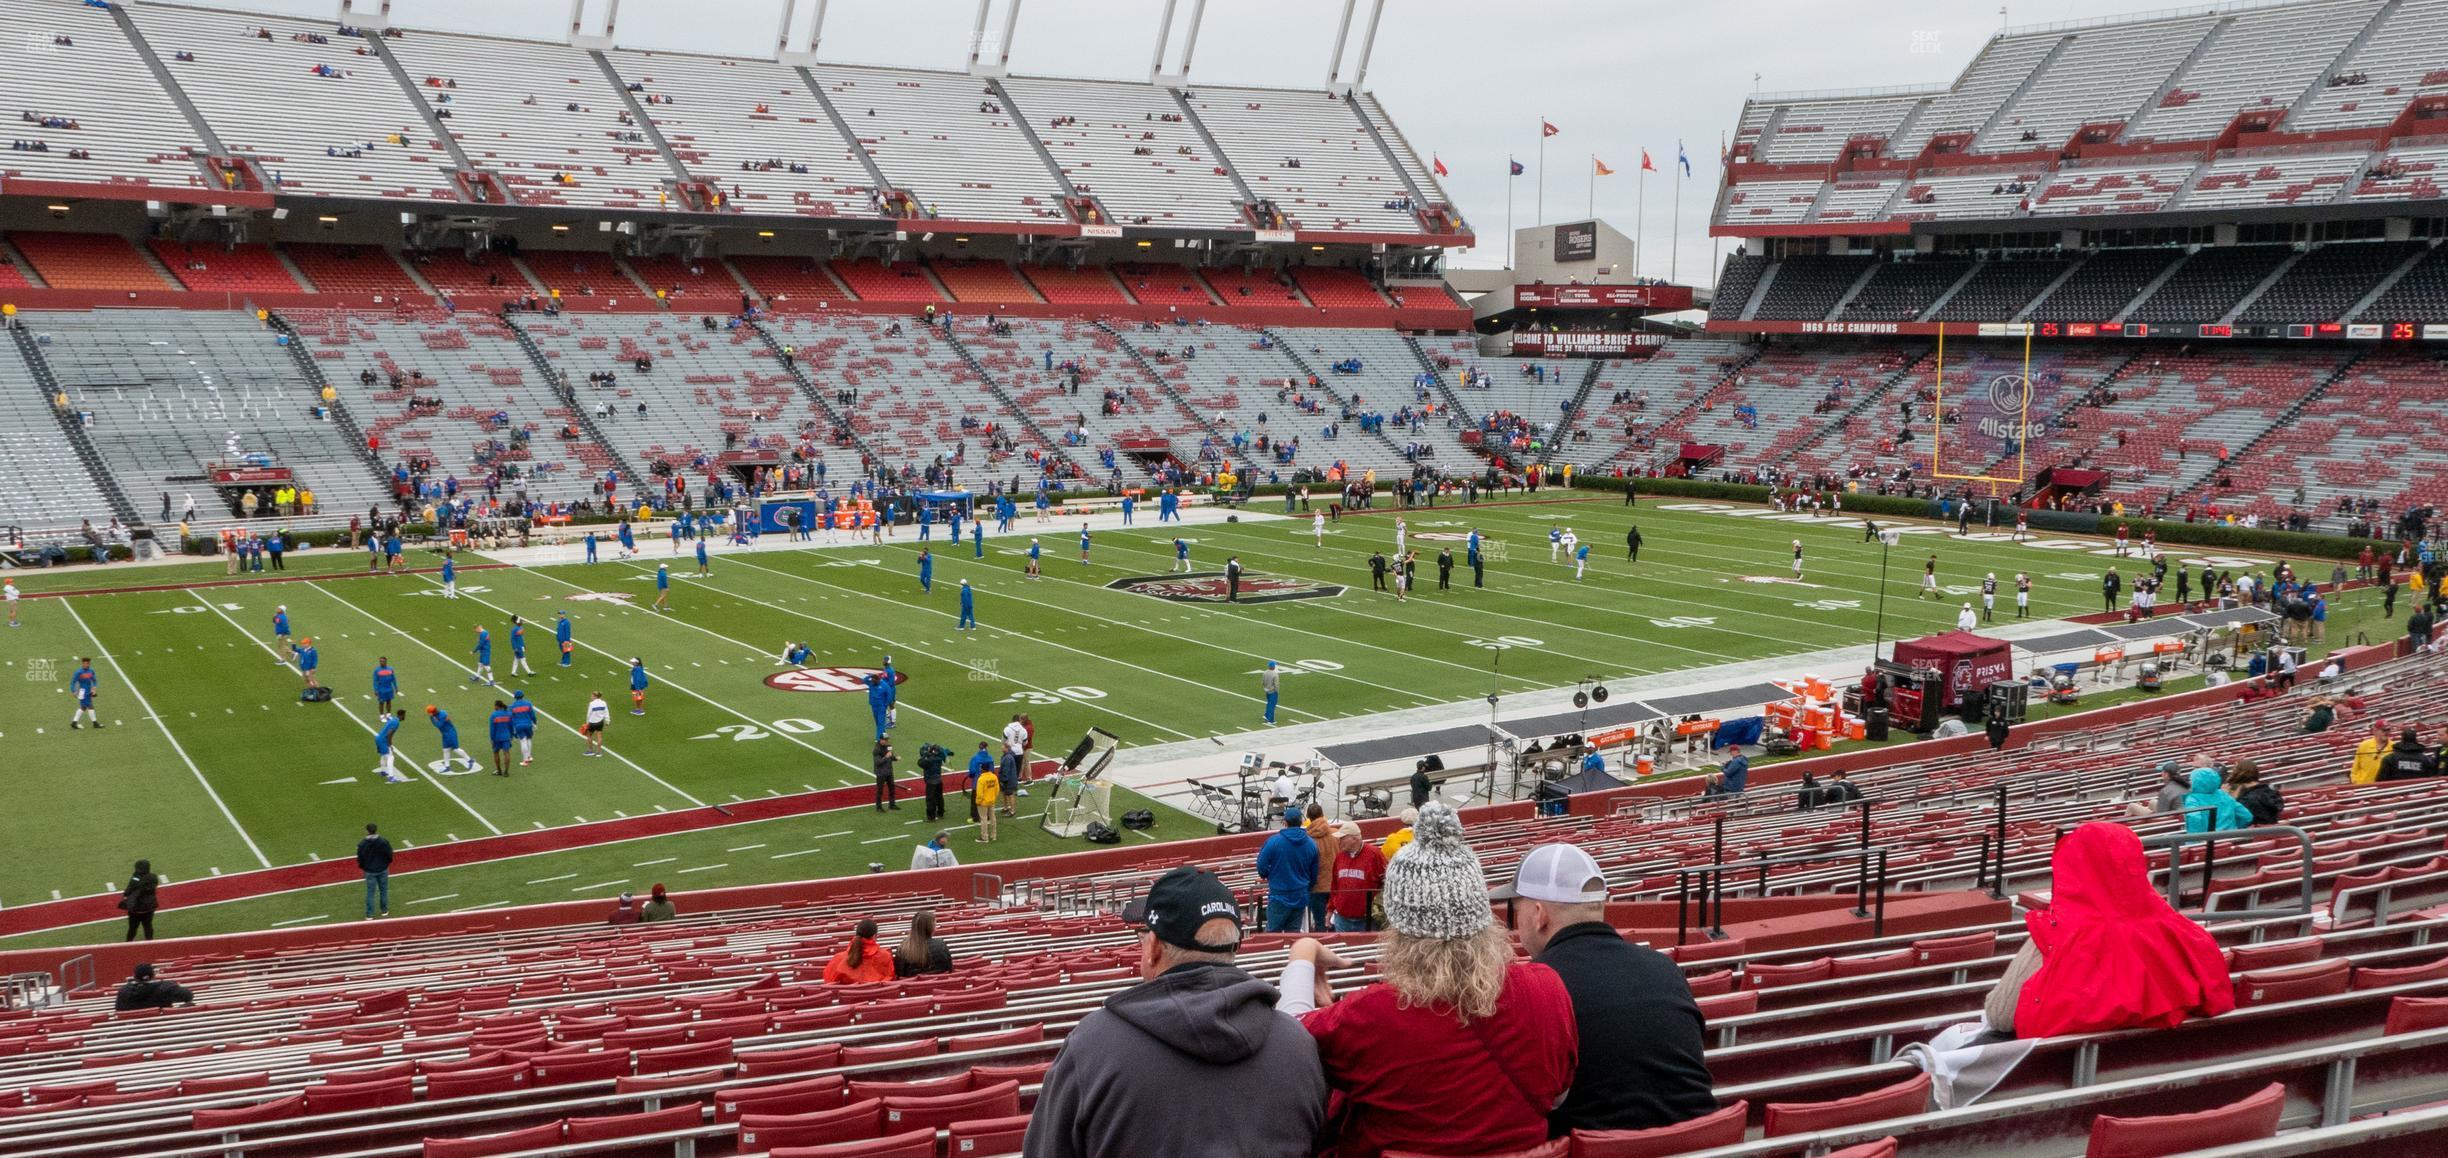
[[113, 964, 194, 1012], [1719, 745, 1750, 794], [1306, 803, 1334, 929], [1381, 807, 1417, 861], [893, 909, 953, 977], [2227, 762, 2282, 827], [1983, 821, 2234, 1038], [823, 918, 894, 983], [1025, 866, 1326, 1158], [1493, 842, 1715, 1135], [2151, 759, 2194, 813], [1275, 803, 1576, 1158], [2302, 696, 2336, 734], [1256, 807, 1319, 933], [639, 884, 676, 923], [1326, 821, 1385, 932], [2378, 728, 2441, 781], [606, 891, 641, 926], [2181, 767, 2252, 833], [121, 859, 160, 942]]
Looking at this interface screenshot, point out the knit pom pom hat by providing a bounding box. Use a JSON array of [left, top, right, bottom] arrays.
[[1380, 802, 1491, 940]]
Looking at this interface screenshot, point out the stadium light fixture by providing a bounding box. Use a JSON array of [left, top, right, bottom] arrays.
[[317, 215, 339, 224], [1136, 240, 1153, 248], [551, 224, 570, 232], [757, 230, 775, 238], [46, 204, 70, 214]]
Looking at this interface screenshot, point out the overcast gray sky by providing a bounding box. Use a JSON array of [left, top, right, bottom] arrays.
[[181, 0, 2190, 287]]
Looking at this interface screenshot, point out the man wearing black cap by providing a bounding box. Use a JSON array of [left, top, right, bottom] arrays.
[[1024, 867, 1326, 1158], [114, 963, 194, 1012], [1495, 843, 1716, 1135]]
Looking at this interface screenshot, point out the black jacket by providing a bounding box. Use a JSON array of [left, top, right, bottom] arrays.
[[356, 835, 394, 873], [1535, 922, 1717, 1135], [2379, 740, 2441, 781], [2237, 783, 2284, 826], [115, 978, 193, 1011], [893, 937, 954, 977], [916, 747, 947, 785], [121, 873, 159, 916], [1024, 961, 1324, 1158]]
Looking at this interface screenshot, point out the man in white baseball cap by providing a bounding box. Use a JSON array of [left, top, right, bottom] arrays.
[[1494, 843, 1717, 1135]]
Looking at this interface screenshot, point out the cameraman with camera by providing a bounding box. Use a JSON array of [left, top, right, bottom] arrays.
[[916, 741, 950, 821]]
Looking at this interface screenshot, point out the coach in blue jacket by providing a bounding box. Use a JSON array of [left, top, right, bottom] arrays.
[[1255, 809, 1318, 932]]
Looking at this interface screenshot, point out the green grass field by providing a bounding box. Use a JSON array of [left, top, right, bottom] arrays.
[[0, 495, 2377, 948]]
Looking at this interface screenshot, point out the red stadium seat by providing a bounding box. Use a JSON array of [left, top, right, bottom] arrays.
[[1684, 969, 1735, 997], [423, 1064, 531, 1101], [2235, 959, 2352, 1006], [189, 1094, 307, 1131], [848, 1072, 973, 1101], [946, 1113, 1032, 1156], [740, 1042, 846, 1077], [881, 1080, 1021, 1133], [1763, 1073, 1932, 1137], [738, 1099, 885, 1149], [2386, 996, 2448, 1035], [771, 1130, 940, 1158], [1667, 938, 1748, 964], [178, 1074, 271, 1096], [2085, 1081, 2284, 1157], [1744, 958, 1834, 989], [1828, 949, 1916, 979], [840, 1038, 938, 1065], [564, 1102, 705, 1143], [1910, 931, 1996, 966], [1569, 1101, 1749, 1156], [305, 1077, 414, 1113], [2227, 938, 2324, 971], [634, 1039, 733, 1074], [1694, 990, 1760, 1020], [943, 1024, 1045, 1052], [422, 1122, 568, 1158], [970, 1061, 1053, 1088], [715, 1074, 849, 1120], [532, 1051, 634, 1085], [2353, 954, 2448, 990], [1823, 1138, 1898, 1158], [615, 1068, 727, 1093]]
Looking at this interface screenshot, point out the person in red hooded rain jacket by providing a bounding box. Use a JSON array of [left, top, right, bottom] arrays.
[[1983, 822, 2235, 1037]]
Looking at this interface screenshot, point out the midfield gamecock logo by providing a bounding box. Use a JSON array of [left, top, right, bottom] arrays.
[[1105, 572, 1345, 605], [766, 667, 908, 693]]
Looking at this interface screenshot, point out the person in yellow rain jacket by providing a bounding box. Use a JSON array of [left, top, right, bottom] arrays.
[[2350, 720, 2389, 785]]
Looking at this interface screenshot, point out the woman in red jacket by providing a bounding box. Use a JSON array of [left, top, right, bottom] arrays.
[[1983, 821, 2235, 1036], [1277, 803, 1576, 1157], [822, 918, 895, 985]]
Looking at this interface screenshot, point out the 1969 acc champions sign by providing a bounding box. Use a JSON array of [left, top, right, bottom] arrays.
[[1105, 572, 1345, 605], [765, 667, 907, 693]]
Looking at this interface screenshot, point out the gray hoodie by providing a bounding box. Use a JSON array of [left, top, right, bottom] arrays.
[[1024, 961, 1325, 1158]]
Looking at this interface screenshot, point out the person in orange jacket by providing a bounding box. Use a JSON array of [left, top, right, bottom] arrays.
[[822, 919, 894, 984]]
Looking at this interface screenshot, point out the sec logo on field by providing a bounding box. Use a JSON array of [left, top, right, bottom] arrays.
[[765, 667, 908, 693], [1105, 572, 1345, 605]]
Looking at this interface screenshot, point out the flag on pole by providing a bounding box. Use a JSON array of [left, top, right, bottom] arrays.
[[1678, 141, 1692, 177], [1593, 158, 1615, 177], [1641, 150, 1657, 172], [1431, 155, 1448, 177], [1541, 121, 1559, 138], [1509, 159, 1525, 176]]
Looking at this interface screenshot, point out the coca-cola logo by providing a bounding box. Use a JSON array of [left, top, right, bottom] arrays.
[[1106, 572, 1344, 605]]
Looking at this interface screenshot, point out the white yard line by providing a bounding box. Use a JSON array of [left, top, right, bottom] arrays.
[[62, 597, 272, 868], [185, 591, 502, 835]]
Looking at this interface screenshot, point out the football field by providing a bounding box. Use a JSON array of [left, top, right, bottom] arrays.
[[0, 494, 2345, 946]]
